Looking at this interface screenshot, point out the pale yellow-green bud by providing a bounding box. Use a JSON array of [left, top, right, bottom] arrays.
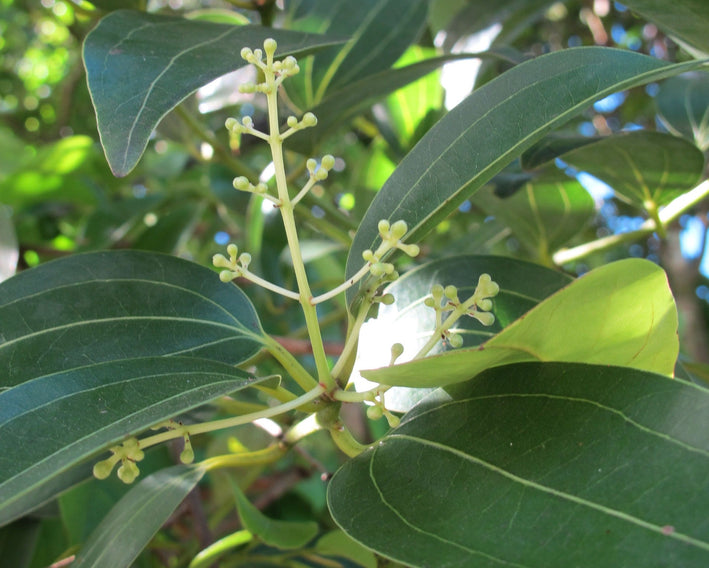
[[378, 220, 390, 234], [384, 411, 400, 428], [263, 38, 277, 55], [287, 115, 298, 128], [302, 112, 317, 127], [444, 285, 458, 301], [431, 284, 444, 300], [379, 293, 395, 305], [448, 333, 463, 348], [306, 158, 317, 173], [93, 458, 115, 480], [225, 117, 238, 131], [233, 177, 250, 190], [242, 116, 253, 128], [240, 47, 252, 60], [239, 83, 256, 94], [399, 243, 420, 257], [239, 252, 252, 268], [227, 243, 239, 257], [366, 405, 384, 420], [390, 342, 404, 365], [424, 297, 436, 308], [478, 298, 493, 311], [253, 48, 263, 61], [117, 461, 140, 484], [477, 273, 500, 298], [473, 311, 495, 326], [370, 262, 394, 277], [362, 249, 375, 262], [314, 169, 329, 181], [390, 220, 408, 240], [283, 56, 297, 70], [321, 154, 335, 170], [220, 270, 236, 282], [212, 253, 229, 268], [180, 447, 194, 464]]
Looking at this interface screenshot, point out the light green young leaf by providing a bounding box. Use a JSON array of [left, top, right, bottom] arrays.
[[231, 479, 319, 550], [329, 362, 709, 567], [83, 10, 344, 176], [74, 465, 206, 568], [362, 259, 678, 388], [656, 72, 709, 151], [345, 47, 708, 306]]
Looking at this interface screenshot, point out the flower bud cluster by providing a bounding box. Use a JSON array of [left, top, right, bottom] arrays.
[[423, 274, 500, 349], [213, 243, 253, 283], [93, 437, 145, 484], [361, 220, 420, 279], [237, 39, 300, 94]]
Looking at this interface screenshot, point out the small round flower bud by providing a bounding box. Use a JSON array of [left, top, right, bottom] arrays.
[[264, 38, 277, 55], [378, 220, 390, 234], [242, 116, 253, 128], [390, 342, 404, 362], [239, 83, 256, 94], [227, 243, 239, 257], [321, 154, 335, 170], [367, 405, 384, 420], [379, 293, 395, 305], [239, 252, 252, 268], [431, 284, 444, 299], [315, 169, 329, 181], [448, 333, 463, 348], [362, 250, 375, 262], [233, 177, 250, 190], [399, 243, 420, 257], [384, 411, 400, 428], [253, 49, 263, 61], [212, 254, 229, 268], [390, 220, 408, 239], [302, 112, 317, 127], [475, 311, 495, 326], [444, 285, 458, 301], [287, 116, 298, 128], [117, 461, 140, 484], [478, 298, 493, 311], [283, 56, 297, 69], [225, 117, 238, 131], [93, 458, 115, 480], [240, 47, 253, 60], [306, 158, 317, 173], [180, 447, 194, 464], [424, 297, 436, 308], [219, 270, 235, 283]]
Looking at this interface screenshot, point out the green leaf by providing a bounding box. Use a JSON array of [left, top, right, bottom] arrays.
[[329, 362, 709, 567], [362, 258, 678, 388], [231, 479, 319, 550], [620, 0, 709, 57], [473, 169, 596, 261], [0, 357, 264, 526], [0, 250, 265, 387], [656, 72, 709, 151], [74, 465, 205, 568], [83, 10, 344, 176], [314, 530, 378, 568], [86, 0, 143, 10], [283, 0, 428, 109], [132, 202, 204, 254], [550, 131, 705, 212], [286, 51, 515, 154], [345, 47, 708, 306]]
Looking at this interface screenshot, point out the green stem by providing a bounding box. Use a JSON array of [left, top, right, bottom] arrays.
[[329, 425, 369, 457], [202, 443, 286, 471], [265, 76, 334, 390], [332, 299, 370, 384], [553, 180, 709, 265], [261, 334, 320, 392], [137, 386, 325, 451]]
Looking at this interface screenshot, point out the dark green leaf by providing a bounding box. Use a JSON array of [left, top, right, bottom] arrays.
[[74, 465, 205, 568], [286, 51, 516, 154], [0, 357, 264, 526], [329, 362, 709, 567], [656, 72, 709, 150], [557, 131, 705, 211], [520, 134, 600, 171], [345, 47, 708, 306], [132, 202, 203, 253], [0, 250, 266, 387], [86, 0, 143, 10], [352, 255, 572, 411], [231, 479, 318, 549], [0, 518, 40, 568], [283, 0, 428, 109], [362, 259, 678, 388], [83, 10, 344, 176], [474, 169, 596, 261], [620, 0, 709, 57]]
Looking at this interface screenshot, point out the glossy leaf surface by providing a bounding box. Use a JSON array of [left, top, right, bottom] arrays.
[[83, 10, 343, 176], [330, 362, 709, 567], [74, 465, 205, 568], [0, 357, 262, 526], [553, 131, 705, 211], [620, 0, 709, 56], [474, 170, 595, 261], [656, 72, 709, 150], [283, 0, 427, 109], [363, 259, 678, 388], [0, 250, 265, 387], [345, 47, 707, 305]]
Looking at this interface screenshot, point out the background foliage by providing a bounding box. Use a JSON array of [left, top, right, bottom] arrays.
[[1, 0, 709, 567]]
